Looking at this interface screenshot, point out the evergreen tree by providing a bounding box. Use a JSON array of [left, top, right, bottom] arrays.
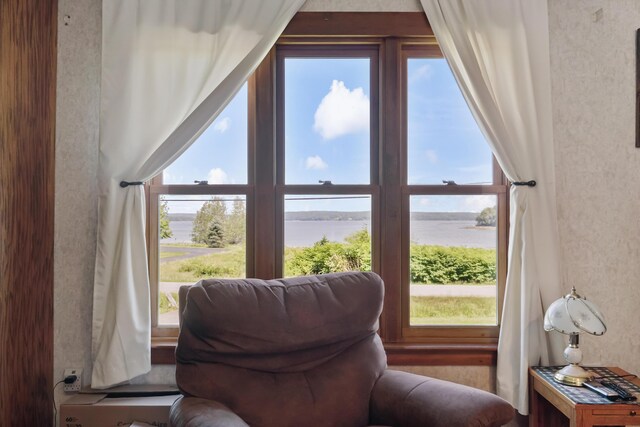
[[205, 220, 225, 248], [192, 198, 226, 244]]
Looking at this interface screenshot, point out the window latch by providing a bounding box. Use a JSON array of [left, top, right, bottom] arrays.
[[442, 180, 457, 186], [194, 180, 209, 185], [318, 180, 333, 186]]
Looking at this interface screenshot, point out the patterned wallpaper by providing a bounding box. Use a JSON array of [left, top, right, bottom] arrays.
[[549, 0, 640, 375], [54, 0, 101, 405]]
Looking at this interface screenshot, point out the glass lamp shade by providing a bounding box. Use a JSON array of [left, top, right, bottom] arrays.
[[543, 287, 606, 386], [544, 287, 606, 336]]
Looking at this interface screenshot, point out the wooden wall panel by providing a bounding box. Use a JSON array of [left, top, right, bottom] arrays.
[[283, 12, 432, 37], [0, 0, 57, 425]]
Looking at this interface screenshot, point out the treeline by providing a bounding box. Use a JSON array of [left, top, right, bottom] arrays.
[[285, 211, 370, 221], [284, 211, 480, 221], [168, 210, 489, 222]]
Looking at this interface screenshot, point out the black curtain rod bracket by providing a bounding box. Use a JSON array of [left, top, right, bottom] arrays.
[[119, 181, 144, 188], [511, 180, 536, 187]]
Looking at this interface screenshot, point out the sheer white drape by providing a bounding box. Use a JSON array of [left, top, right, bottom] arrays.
[[94, 0, 304, 389], [420, 0, 564, 413]]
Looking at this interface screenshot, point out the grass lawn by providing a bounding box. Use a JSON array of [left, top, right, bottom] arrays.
[[160, 244, 245, 282], [159, 292, 497, 323], [410, 296, 496, 325]]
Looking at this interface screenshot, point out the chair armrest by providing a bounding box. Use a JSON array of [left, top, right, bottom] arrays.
[[170, 396, 250, 427], [370, 370, 514, 427]]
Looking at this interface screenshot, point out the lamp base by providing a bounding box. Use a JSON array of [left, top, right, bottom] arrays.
[[553, 364, 593, 386]]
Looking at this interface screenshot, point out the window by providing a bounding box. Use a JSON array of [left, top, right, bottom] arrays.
[[148, 13, 508, 360], [399, 46, 507, 343], [155, 194, 247, 327], [275, 46, 379, 279], [148, 84, 252, 334]]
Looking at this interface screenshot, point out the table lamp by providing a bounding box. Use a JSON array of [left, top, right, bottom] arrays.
[[543, 287, 606, 386]]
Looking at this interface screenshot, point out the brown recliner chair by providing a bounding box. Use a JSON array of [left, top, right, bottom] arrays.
[[170, 271, 514, 427]]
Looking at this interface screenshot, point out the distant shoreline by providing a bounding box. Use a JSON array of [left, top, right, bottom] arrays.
[[169, 211, 480, 222]]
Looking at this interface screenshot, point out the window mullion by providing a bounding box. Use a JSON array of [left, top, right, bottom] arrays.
[[253, 48, 277, 279], [379, 37, 403, 342]]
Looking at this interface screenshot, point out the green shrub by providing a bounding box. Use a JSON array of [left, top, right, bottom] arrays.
[[410, 244, 495, 284], [286, 229, 372, 276], [287, 237, 350, 275], [284, 230, 495, 284]]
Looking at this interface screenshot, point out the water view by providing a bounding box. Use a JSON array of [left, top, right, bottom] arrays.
[[162, 219, 495, 248]]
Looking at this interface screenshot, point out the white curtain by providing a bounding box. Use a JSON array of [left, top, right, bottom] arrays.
[[94, 0, 304, 389], [420, 0, 564, 414]]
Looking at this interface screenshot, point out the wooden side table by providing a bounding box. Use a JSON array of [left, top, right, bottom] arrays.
[[529, 366, 640, 427]]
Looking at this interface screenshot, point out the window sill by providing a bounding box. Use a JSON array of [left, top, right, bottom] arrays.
[[384, 343, 497, 366], [151, 339, 497, 366]]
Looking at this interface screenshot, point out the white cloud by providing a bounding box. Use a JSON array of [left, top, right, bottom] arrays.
[[425, 149, 438, 164], [207, 168, 228, 184], [305, 155, 328, 170], [313, 80, 369, 140], [213, 117, 231, 133], [463, 195, 495, 212], [409, 64, 434, 83]]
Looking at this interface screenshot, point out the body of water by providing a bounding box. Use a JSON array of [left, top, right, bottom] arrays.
[[162, 220, 495, 249]]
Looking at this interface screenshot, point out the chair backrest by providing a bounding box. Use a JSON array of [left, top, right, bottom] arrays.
[[175, 271, 387, 427]]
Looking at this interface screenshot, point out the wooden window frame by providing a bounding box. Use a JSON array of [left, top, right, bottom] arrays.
[[149, 12, 508, 365]]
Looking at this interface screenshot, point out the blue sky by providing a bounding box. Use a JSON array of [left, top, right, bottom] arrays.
[[284, 58, 371, 185], [163, 57, 494, 214], [407, 59, 492, 186]]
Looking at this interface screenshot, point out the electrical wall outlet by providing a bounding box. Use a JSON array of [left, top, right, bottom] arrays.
[[63, 368, 82, 393]]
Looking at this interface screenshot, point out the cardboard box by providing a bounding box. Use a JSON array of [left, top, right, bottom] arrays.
[[60, 393, 180, 427]]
